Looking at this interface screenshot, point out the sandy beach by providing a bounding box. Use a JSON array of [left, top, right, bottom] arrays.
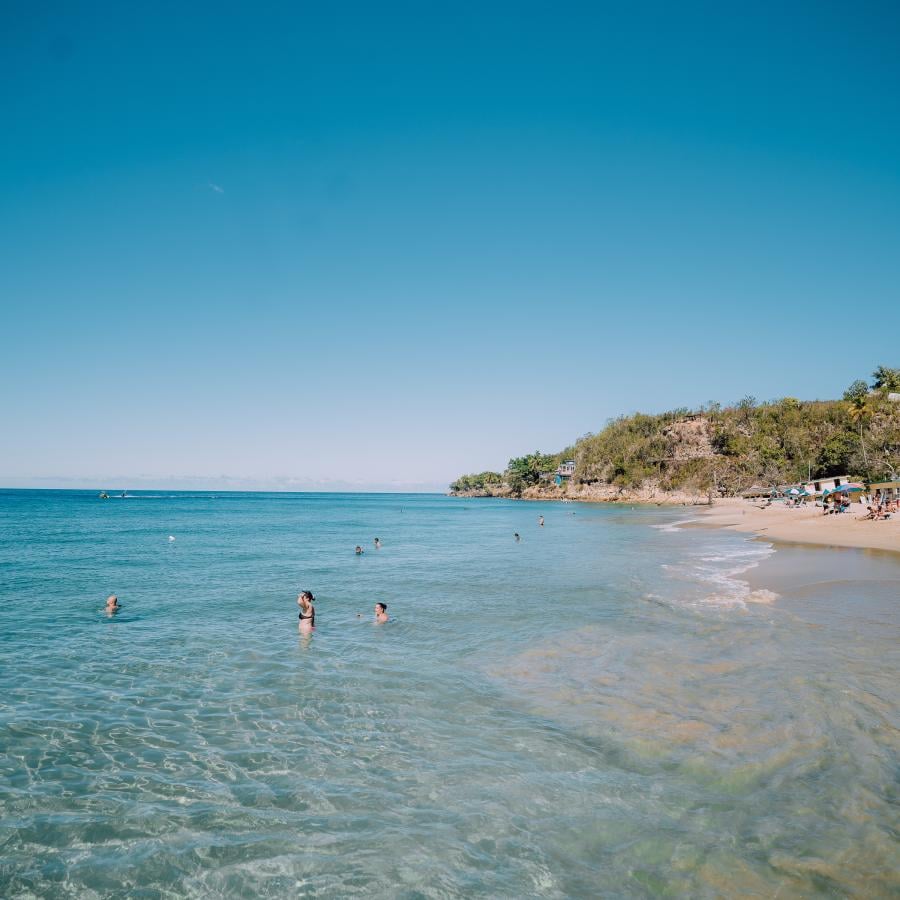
[[696, 497, 900, 554]]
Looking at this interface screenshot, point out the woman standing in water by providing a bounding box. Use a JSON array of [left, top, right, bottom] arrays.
[[297, 590, 316, 632]]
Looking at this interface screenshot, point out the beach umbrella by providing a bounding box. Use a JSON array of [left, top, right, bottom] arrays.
[[830, 483, 864, 493]]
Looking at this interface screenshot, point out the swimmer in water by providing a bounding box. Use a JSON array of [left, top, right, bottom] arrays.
[[105, 594, 121, 614], [355, 545, 364, 555], [514, 532, 520, 542], [538, 515, 544, 527], [297, 590, 316, 632], [374, 602, 388, 623], [374, 537, 382, 549]]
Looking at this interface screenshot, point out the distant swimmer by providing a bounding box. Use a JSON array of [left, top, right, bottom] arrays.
[[105, 594, 121, 614], [374, 602, 389, 623], [99, 491, 109, 499], [374, 537, 382, 549], [514, 532, 520, 542], [538, 515, 544, 527], [355, 545, 364, 555], [297, 590, 316, 632]]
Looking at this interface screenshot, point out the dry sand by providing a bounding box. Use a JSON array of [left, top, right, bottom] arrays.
[[695, 497, 900, 555]]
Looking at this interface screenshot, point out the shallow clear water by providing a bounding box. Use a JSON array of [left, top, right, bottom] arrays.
[[1, 490, 898, 897]]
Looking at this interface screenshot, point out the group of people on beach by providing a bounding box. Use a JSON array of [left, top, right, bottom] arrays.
[[863, 494, 897, 520]]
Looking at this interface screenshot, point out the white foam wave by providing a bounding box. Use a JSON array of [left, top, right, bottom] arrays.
[[651, 517, 698, 533], [659, 540, 778, 610]]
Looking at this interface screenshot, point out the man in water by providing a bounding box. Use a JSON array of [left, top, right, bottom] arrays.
[[374, 537, 382, 549], [105, 595, 121, 614], [374, 602, 389, 623], [355, 545, 364, 555], [538, 515, 544, 527], [514, 532, 520, 542]]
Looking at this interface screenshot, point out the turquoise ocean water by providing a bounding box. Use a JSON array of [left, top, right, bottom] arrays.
[[1, 490, 898, 897]]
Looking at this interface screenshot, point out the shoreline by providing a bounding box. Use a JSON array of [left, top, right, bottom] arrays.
[[450, 485, 711, 506], [691, 497, 900, 556]]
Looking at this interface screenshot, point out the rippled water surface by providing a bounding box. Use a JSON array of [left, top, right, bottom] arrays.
[[1, 490, 898, 897]]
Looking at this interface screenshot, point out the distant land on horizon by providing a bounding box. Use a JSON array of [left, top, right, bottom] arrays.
[[0, 477, 448, 494]]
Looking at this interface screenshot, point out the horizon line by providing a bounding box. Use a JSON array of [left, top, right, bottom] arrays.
[[0, 486, 448, 495]]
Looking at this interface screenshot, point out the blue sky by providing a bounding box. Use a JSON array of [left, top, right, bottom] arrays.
[[2, 2, 899, 490]]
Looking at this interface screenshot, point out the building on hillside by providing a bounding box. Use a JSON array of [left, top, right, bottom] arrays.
[[554, 461, 576, 486]]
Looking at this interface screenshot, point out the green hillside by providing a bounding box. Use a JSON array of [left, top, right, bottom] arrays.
[[451, 366, 900, 497]]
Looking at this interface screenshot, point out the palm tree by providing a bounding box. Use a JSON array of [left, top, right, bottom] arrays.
[[872, 365, 900, 392], [846, 395, 875, 470]]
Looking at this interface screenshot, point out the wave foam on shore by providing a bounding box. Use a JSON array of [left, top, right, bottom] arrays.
[[659, 540, 778, 610]]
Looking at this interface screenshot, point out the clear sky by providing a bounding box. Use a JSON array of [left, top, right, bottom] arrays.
[[2, 2, 899, 491]]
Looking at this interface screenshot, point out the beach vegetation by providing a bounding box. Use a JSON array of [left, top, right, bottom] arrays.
[[451, 366, 900, 497], [871, 365, 900, 392], [449, 471, 503, 493]]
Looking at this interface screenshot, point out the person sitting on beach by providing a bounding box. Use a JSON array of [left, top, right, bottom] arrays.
[[355, 545, 364, 555], [105, 594, 121, 614], [374, 537, 382, 549], [297, 590, 316, 631], [374, 602, 389, 623]]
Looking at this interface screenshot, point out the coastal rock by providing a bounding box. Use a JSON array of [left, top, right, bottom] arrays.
[[451, 480, 709, 506]]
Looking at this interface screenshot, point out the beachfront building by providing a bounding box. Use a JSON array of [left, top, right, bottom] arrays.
[[554, 461, 576, 486], [802, 474, 856, 495], [740, 485, 772, 499], [869, 480, 900, 503]]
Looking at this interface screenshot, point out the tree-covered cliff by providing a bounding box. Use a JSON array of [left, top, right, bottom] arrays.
[[450, 367, 900, 497]]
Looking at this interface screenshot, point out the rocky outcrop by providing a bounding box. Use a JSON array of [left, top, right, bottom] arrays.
[[451, 479, 710, 505], [449, 484, 515, 498], [520, 480, 709, 505], [661, 415, 715, 461]]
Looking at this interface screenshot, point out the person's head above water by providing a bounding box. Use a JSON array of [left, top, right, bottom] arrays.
[[299, 590, 315, 604], [375, 602, 387, 613], [374, 602, 388, 622], [355, 545, 363, 554], [106, 594, 119, 608]]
